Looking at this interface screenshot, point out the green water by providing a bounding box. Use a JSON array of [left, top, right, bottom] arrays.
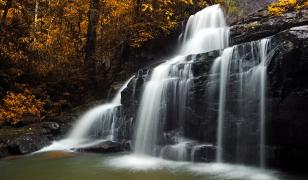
[[0, 152, 305, 180]]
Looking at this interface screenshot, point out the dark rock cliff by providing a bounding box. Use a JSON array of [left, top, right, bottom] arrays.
[[120, 18, 308, 172], [230, 9, 308, 45], [266, 25, 308, 171], [228, 8, 308, 171]]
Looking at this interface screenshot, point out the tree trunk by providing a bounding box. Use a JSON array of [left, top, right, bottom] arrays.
[[0, 0, 13, 31], [84, 0, 100, 67], [35, 0, 39, 25], [135, 0, 142, 23]]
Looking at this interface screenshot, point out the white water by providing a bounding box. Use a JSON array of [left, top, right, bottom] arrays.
[[215, 47, 234, 162], [133, 60, 174, 155], [181, 5, 229, 54], [38, 77, 134, 152], [210, 38, 271, 165], [159, 137, 194, 161], [106, 154, 279, 180], [259, 39, 270, 168], [133, 4, 229, 156]]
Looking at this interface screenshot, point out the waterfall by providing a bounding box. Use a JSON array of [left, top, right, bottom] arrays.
[[38, 77, 134, 152], [259, 39, 270, 168], [36, 4, 274, 170], [68, 76, 135, 142], [133, 4, 229, 157], [214, 47, 234, 162], [209, 38, 271, 165], [180, 5, 229, 54], [133, 56, 194, 155], [133, 60, 174, 155]]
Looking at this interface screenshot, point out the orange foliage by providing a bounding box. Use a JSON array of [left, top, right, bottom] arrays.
[[268, 0, 307, 15], [0, 0, 238, 80], [0, 89, 45, 125]]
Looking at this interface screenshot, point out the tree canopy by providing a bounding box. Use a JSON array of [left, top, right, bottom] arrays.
[[1, 0, 298, 124]]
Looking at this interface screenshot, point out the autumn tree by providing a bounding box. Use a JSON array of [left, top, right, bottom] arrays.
[[0, 0, 248, 109], [0, 0, 12, 30], [268, 0, 308, 15], [85, 0, 100, 67]]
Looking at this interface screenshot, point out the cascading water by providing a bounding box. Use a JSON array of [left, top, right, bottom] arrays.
[[38, 77, 134, 152], [208, 38, 271, 166], [36, 5, 276, 175], [259, 39, 270, 168], [214, 47, 234, 162], [133, 55, 194, 156], [133, 4, 229, 157], [180, 5, 229, 54]]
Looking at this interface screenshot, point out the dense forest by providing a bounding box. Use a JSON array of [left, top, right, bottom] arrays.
[[1, 0, 307, 126]]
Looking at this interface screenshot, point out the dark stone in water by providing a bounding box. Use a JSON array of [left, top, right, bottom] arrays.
[[75, 141, 129, 154], [192, 145, 216, 163], [0, 143, 9, 158], [7, 135, 50, 154]]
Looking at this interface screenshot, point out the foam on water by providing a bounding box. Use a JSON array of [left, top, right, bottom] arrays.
[[106, 155, 279, 180]]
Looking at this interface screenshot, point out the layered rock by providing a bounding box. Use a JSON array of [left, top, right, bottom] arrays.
[[119, 25, 308, 171], [230, 9, 308, 45]]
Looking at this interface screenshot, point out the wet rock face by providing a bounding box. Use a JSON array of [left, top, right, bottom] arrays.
[[119, 25, 308, 170], [265, 25, 308, 171], [0, 118, 74, 158], [191, 145, 216, 163], [230, 9, 308, 45], [188, 26, 308, 169]]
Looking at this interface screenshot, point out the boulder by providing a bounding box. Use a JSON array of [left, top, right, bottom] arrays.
[[0, 143, 9, 158], [75, 141, 129, 153], [191, 145, 216, 163], [0, 113, 76, 157], [42, 122, 60, 132], [6, 134, 50, 154]]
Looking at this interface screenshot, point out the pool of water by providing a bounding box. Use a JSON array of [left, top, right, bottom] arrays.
[[0, 152, 305, 180]]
